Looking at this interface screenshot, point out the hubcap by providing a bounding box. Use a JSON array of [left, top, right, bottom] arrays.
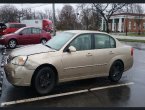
[[113, 63, 123, 77], [9, 40, 16, 48], [39, 72, 51, 88]]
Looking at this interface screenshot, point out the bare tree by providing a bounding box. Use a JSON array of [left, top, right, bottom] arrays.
[[0, 5, 19, 23], [58, 5, 77, 30], [93, 3, 127, 33], [44, 8, 53, 20], [21, 8, 33, 20], [77, 4, 101, 30], [134, 4, 144, 35]]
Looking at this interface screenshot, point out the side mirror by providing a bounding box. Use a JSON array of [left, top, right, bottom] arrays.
[[68, 46, 76, 52], [19, 32, 23, 35]]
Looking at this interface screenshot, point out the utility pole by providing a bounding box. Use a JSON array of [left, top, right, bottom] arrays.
[[126, 5, 128, 36], [52, 3, 56, 36]]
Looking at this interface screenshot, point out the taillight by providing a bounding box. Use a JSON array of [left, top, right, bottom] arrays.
[[131, 47, 134, 56]]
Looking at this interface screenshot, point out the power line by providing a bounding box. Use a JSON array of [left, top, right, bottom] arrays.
[[27, 4, 50, 9]]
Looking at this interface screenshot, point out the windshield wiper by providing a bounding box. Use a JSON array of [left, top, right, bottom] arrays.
[[45, 45, 57, 50]]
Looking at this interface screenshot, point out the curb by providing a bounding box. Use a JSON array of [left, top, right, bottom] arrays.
[[0, 71, 4, 97]]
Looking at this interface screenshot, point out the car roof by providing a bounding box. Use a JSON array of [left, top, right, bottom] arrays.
[[64, 30, 109, 35], [21, 26, 41, 29]]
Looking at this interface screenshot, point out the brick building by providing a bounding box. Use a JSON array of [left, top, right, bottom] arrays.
[[101, 13, 145, 33]]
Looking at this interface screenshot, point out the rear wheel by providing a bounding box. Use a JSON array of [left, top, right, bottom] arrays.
[[32, 67, 56, 95], [41, 39, 47, 45], [8, 39, 17, 49], [109, 61, 124, 82]]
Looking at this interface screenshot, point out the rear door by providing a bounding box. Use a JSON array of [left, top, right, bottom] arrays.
[[18, 28, 32, 45], [31, 28, 41, 44], [92, 33, 117, 75]]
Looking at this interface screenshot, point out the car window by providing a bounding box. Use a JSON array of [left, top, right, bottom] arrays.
[[110, 37, 116, 48], [46, 32, 75, 50], [94, 34, 116, 49], [21, 28, 32, 35], [70, 34, 92, 51], [32, 28, 41, 34], [15, 24, 26, 28], [7, 24, 26, 28]]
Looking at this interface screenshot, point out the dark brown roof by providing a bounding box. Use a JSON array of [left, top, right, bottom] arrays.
[[112, 13, 145, 16]]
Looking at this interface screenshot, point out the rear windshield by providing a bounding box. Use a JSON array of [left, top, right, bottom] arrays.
[[6, 23, 26, 28]]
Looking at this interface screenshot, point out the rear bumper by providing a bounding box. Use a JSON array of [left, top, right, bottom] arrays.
[[124, 56, 133, 71]]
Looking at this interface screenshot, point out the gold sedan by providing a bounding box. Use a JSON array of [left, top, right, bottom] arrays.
[[4, 30, 133, 95]]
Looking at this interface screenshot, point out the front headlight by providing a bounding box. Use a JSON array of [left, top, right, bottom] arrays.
[[11, 56, 28, 66], [0, 36, 5, 39]]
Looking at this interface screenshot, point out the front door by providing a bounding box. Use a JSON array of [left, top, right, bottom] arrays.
[[18, 28, 32, 45], [61, 34, 95, 80]]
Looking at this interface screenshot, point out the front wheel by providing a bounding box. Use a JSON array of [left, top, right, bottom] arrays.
[[32, 67, 56, 95], [109, 61, 124, 82], [8, 39, 17, 49]]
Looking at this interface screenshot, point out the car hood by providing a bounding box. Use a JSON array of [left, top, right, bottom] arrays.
[[4, 33, 16, 37], [10, 44, 56, 57]]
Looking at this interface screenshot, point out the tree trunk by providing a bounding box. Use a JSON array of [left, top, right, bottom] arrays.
[[106, 21, 109, 33], [138, 29, 140, 35], [138, 25, 141, 35]]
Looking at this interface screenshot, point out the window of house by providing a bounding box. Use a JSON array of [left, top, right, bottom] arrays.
[[134, 22, 136, 29], [129, 21, 131, 30], [143, 23, 145, 29]]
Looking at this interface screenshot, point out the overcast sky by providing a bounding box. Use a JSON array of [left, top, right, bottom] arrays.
[[0, 3, 77, 12], [0, 3, 145, 13]]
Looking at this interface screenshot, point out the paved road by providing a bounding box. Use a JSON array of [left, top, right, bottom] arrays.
[[0, 43, 145, 107]]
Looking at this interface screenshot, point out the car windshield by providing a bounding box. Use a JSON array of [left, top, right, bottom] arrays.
[[45, 32, 75, 51], [14, 28, 25, 34]]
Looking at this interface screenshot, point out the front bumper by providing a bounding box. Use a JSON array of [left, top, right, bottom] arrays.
[[4, 63, 35, 86], [0, 38, 6, 45]]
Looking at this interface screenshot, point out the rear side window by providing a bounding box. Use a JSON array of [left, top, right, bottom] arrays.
[[32, 28, 41, 34], [94, 34, 116, 49]]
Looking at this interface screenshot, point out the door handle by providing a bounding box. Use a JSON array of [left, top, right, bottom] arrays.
[[86, 53, 93, 56], [109, 51, 114, 54]]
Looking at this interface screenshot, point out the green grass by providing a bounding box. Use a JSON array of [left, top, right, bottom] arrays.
[[117, 38, 145, 43], [126, 33, 145, 37]]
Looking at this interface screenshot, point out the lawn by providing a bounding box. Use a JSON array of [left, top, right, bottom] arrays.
[[117, 38, 145, 43], [127, 33, 145, 37]]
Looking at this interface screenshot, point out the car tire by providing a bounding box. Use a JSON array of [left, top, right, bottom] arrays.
[[108, 61, 124, 82], [8, 39, 17, 49], [32, 67, 56, 95], [41, 39, 47, 45]]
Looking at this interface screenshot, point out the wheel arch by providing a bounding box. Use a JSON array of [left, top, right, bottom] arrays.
[[31, 63, 59, 86], [40, 38, 47, 41], [109, 59, 124, 73], [8, 38, 18, 44]]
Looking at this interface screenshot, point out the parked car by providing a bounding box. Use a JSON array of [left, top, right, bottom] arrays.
[[0, 27, 51, 48], [0, 22, 7, 36], [4, 30, 133, 95], [3, 23, 26, 35]]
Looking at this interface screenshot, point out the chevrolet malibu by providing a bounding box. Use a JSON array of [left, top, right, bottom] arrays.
[[4, 30, 133, 95], [0, 27, 51, 49]]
